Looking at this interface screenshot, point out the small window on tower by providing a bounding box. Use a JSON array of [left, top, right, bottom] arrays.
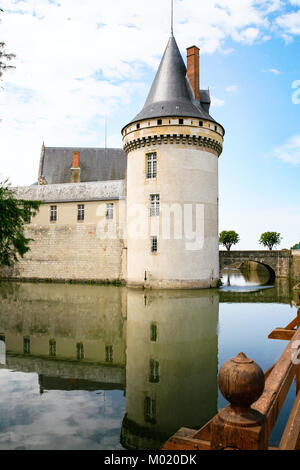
[[146, 153, 157, 179], [179, 118, 184, 125], [157, 119, 162, 125], [151, 236, 158, 253], [77, 204, 84, 221], [149, 195, 160, 217], [215, 125, 218, 132], [50, 205, 57, 222], [199, 121, 203, 127], [137, 123, 140, 129]]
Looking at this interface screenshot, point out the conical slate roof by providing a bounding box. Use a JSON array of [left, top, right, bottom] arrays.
[[128, 35, 215, 125]]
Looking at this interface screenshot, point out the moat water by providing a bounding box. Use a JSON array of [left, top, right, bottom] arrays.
[[0, 268, 298, 450]]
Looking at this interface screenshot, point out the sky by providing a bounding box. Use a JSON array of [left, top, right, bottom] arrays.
[[0, 0, 299, 250]]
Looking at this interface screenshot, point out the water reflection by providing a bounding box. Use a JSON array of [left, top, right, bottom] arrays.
[[122, 289, 218, 450], [221, 265, 272, 290], [0, 278, 298, 450]]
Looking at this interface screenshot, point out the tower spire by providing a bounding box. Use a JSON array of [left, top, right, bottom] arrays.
[[171, 0, 174, 36]]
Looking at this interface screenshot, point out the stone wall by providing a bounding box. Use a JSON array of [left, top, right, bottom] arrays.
[[1, 223, 126, 282], [291, 251, 300, 281], [1, 191, 127, 283]]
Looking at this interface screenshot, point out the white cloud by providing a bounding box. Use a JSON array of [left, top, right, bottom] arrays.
[[269, 68, 281, 74], [272, 135, 300, 165], [0, 0, 298, 185], [225, 85, 239, 92], [211, 96, 225, 107], [275, 9, 300, 35]]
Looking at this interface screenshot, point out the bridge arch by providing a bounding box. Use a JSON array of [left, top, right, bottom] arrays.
[[219, 251, 291, 283]]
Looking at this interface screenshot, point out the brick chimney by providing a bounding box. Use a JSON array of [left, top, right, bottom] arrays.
[[186, 46, 200, 102], [71, 151, 81, 183]]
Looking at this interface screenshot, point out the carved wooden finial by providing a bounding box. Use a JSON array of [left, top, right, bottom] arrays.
[[217, 352, 265, 426]]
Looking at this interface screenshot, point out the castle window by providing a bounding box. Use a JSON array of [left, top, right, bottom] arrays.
[[150, 324, 158, 342], [199, 121, 203, 127], [105, 345, 113, 363], [77, 204, 84, 221], [150, 194, 160, 217], [151, 236, 158, 253], [146, 153, 157, 179], [106, 203, 114, 220], [49, 339, 56, 357], [23, 337, 30, 355], [144, 397, 156, 424], [50, 205, 57, 222], [77, 343, 84, 361], [157, 119, 162, 125], [215, 125, 217, 131], [137, 123, 140, 129], [179, 118, 184, 125], [149, 359, 160, 383]]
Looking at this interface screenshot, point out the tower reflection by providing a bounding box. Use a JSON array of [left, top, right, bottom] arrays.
[[122, 289, 219, 450]]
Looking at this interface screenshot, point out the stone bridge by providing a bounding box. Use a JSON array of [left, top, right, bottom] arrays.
[[219, 250, 292, 280]]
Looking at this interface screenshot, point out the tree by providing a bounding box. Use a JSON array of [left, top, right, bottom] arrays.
[[259, 232, 282, 251], [0, 9, 16, 86], [291, 242, 300, 250], [219, 231, 240, 251], [0, 181, 41, 267]]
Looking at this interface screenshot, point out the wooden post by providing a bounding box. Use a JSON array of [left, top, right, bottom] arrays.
[[296, 295, 300, 393], [210, 353, 267, 450]]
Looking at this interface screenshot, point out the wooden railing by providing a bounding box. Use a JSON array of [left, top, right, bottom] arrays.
[[162, 296, 300, 451]]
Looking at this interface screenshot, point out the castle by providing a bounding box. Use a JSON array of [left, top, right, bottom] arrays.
[[4, 34, 224, 289]]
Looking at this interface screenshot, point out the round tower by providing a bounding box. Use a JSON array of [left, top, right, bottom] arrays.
[[122, 35, 224, 289]]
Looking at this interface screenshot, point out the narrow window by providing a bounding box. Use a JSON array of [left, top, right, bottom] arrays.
[[199, 121, 203, 127], [179, 118, 184, 125], [137, 123, 140, 129], [24, 337, 30, 355], [144, 397, 156, 424], [149, 359, 160, 383], [77, 343, 84, 361], [77, 204, 84, 221], [215, 125, 217, 131], [150, 324, 158, 342], [106, 203, 114, 220], [151, 236, 158, 253], [150, 194, 160, 217], [0, 335, 5, 366], [146, 153, 157, 179], [50, 205, 57, 222], [49, 339, 56, 357], [157, 119, 162, 125], [105, 345, 113, 363]]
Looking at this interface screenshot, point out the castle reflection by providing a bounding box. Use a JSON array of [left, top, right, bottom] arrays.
[[0, 282, 219, 450]]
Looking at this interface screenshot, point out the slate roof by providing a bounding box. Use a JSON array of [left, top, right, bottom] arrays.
[[127, 35, 217, 127], [39, 147, 127, 185]]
